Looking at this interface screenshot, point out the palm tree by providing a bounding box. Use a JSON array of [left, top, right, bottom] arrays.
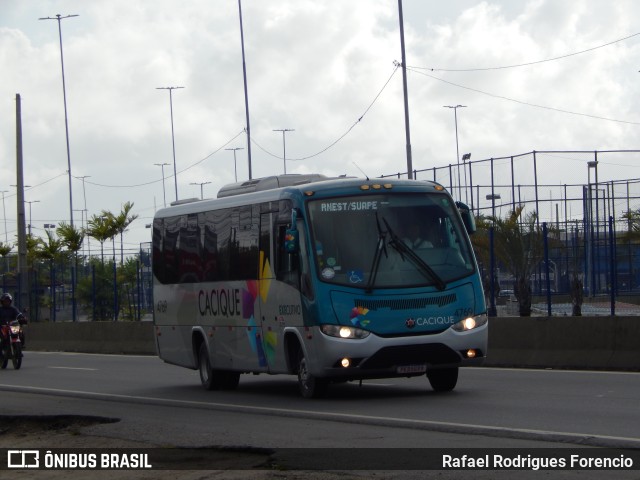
[[0, 241, 12, 272], [474, 206, 546, 316], [107, 202, 138, 265], [86, 214, 115, 264], [57, 222, 84, 322]]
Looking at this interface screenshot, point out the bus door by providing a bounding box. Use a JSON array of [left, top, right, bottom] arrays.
[[256, 202, 303, 374]]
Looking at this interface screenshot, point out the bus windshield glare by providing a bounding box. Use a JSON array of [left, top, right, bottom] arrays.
[[307, 193, 475, 289]]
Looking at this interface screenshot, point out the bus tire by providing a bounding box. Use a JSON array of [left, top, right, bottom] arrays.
[[220, 371, 240, 390], [198, 343, 239, 391], [427, 367, 458, 392], [297, 351, 327, 399]]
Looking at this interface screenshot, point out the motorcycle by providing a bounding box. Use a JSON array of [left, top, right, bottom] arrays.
[[0, 318, 26, 370]]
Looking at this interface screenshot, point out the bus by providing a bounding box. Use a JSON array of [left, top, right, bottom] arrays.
[[152, 174, 487, 398]]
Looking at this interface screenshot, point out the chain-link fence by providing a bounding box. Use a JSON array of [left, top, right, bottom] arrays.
[[1, 242, 153, 322], [5, 150, 640, 319], [383, 150, 640, 316]]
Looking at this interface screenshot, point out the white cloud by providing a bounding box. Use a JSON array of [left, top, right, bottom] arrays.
[[1, 0, 640, 248]]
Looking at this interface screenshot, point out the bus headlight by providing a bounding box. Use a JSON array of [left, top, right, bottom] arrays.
[[451, 314, 488, 332], [320, 324, 370, 339]]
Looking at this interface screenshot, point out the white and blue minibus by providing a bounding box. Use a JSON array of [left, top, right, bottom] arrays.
[[152, 174, 487, 398]]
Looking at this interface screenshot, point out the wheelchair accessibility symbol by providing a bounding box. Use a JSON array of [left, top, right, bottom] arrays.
[[348, 270, 364, 284]]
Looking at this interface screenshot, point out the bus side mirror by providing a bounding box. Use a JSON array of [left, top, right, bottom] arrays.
[[285, 228, 299, 253], [456, 201, 476, 235], [284, 209, 300, 253]]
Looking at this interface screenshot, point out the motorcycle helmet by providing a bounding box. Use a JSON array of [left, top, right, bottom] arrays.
[[0, 293, 12, 303]]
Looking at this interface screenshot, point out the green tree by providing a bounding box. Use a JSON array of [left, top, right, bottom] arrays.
[[57, 221, 85, 322], [474, 206, 546, 316], [0, 241, 12, 274], [104, 202, 138, 265], [86, 214, 116, 263]]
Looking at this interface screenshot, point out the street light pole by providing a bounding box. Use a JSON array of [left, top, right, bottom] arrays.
[[154, 163, 170, 207], [237, 0, 253, 179], [0, 190, 7, 243], [39, 13, 78, 229], [156, 86, 184, 202], [444, 105, 467, 201], [78, 175, 90, 257], [273, 129, 294, 174], [190, 181, 211, 200], [26, 200, 40, 236], [225, 148, 243, 182], [397, 0, 413, 179]]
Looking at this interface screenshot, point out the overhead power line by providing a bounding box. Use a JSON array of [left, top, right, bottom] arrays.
[[413, 31, 640, 72], [408, 67, 640, 125], [253, 64, 400, 161], [85, 129, 245, 188]]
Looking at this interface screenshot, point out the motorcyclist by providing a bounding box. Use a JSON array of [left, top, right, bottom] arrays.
[[0, 293, 26, 348]]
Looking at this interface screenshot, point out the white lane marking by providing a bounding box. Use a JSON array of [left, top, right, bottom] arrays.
[[48, 366, 97, 371], [1, 383, 639, 446]]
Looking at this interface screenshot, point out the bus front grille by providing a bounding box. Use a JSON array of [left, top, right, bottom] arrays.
[[353, 294, 457, 311]]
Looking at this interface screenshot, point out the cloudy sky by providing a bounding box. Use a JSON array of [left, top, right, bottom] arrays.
[[2, 0, 640, 252]]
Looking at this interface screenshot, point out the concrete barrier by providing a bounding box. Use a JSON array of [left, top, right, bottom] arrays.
[[21, 317, 640, 371], [26, 321, 156, 356], [484, 316, 640, 370]]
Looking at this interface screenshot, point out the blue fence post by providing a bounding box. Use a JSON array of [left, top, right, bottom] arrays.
[[92, 264, 96, 321], [488, 226, 497, 317], [609, 216, 616, 316], [543, 222, 551, 316]]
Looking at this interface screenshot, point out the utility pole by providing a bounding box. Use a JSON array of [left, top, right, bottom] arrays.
[[39, 13, 78, 228], [15, 94, 28, 312], [273, 129, 294, 174], [225, 148, 243, 182], [397, 0, 413, 179], [156, 86, 184, 202]]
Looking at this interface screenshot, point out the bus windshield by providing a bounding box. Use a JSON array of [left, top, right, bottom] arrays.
[[307, 193, 475, 289]]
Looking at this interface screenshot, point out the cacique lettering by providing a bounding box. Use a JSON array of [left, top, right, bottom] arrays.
[[198, 288, 241, 318], [415, 316, 455, 326]]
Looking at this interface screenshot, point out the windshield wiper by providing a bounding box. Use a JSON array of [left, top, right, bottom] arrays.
[[383, 218, 447, 291], [365, 214, 387, 293]]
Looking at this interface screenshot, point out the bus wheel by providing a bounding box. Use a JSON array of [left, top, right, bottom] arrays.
[[427, 367, 458, 392], [198, 344, 239, 391], [297, 351, 327, 399], [220, 371, 240, 390]]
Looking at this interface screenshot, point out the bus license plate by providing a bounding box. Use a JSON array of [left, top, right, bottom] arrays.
[[397, 364, 427, 374]]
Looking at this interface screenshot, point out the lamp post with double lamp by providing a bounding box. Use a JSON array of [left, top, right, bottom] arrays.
[[0, 190, 8, 243], [154, 163, 170, 207], [26, 200, 40, 236], [273, 129, 294, 174], [190, 181, 211, 200], [486, 193, 501, 317], [461, 152, 471, 205], [444, 105, 467, 201], [39, 14, 78, 230], [225, 148, 243, 182], [156, 86, 184, 202]]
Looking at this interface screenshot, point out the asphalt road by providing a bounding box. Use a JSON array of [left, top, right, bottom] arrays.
[[0, 352, 639, 478]]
